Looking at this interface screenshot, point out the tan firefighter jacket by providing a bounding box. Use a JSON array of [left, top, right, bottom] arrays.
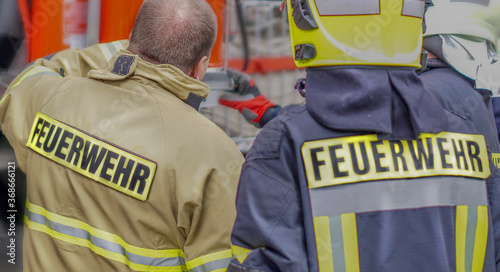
[[0, 40, 244, 271]]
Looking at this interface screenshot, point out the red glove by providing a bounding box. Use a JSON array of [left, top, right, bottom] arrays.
[[219, 68, 278, 127]]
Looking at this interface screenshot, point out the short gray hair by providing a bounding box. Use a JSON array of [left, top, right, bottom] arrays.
[[129, 0, 217, 73]]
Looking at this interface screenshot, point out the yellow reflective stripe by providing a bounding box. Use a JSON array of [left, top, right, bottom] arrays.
[[471, 206, 488, 272], [1, 66, 62, 105], [9, 66, 62, 90], [314, 216, 334, 272], [456, 205, 468, 272], [231, 245, 252, 264], [99, 43, 114, 61], [25, 201, 184, 266], [24, 216, 181, 271], [341, 213, 360, 272], [186, 249, 232, 270]]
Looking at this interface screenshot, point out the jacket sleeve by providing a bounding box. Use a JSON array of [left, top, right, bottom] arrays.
[[0, 40, 129, 171], [228, 120, 310, 272], [0, 58, 66, 172]]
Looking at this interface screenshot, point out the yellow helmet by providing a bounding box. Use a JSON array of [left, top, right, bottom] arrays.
[[424, 0, 500, 51], [285, 0, 425, 68]]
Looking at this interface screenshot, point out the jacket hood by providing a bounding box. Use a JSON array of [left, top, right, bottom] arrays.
[[305, 68, 449, 139]]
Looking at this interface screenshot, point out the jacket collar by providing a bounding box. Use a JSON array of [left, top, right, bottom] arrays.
[[88, 50, 210, 110]]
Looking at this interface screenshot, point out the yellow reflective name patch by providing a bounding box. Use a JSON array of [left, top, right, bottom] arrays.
[[27, 112, 157, 201], [302, 133, 490, 189]]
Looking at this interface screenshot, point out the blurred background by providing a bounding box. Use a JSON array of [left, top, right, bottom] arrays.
[[0, 0, 305, 271]]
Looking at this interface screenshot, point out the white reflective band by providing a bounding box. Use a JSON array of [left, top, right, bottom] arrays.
[[450, 0, 490, 6], [188, 258, 232, 272], [112, 41, 125, 51], [310, 177, 488, 217], [0, 66, 62, 105], [99, 41, 125, 61], [98, 41, 120, 61], [402, 0, 425, 18], [186, 249, 233, 272], [314, 0, 380, 16], [10, 66, 62, 89], [25, 201, 185, 271]]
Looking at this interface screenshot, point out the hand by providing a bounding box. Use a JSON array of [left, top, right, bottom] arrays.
[[219, 68, 279, 127]]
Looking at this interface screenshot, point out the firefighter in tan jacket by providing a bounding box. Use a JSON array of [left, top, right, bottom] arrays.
[[0, 0, 244, 271]]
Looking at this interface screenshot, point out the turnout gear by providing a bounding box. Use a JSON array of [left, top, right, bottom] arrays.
[[228, 1, 500, 271], [419, 61, 500, 154], [0, 41, 244, 272], [228, 68, 500, 272], [285, 0, 425, 68]]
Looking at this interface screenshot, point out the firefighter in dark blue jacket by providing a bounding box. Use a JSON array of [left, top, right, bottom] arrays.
[[419, 0, 500, 154], [226, 0, 500, 271]]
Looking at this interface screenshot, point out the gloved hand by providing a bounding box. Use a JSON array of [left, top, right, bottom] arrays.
[[219, 68, 280, 128]]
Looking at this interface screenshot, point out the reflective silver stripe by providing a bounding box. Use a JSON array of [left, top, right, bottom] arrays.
[[25, 208, 185, 268], [402, 0, 425, 18], [106, 42, 118, 56], [310, 177, 488, 217], [314, 0, 380, 16], [99, 44, 113, 61], [330, 216, 346, 272], [24, 71, 61, 79], [450, 0, 490, 6], [189, 258, 232, 272], [465, 207, 478, 271], [112, 41, 124, 51]]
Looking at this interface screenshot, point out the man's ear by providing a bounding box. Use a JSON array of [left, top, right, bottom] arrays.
[[189, 56, 209, 81]]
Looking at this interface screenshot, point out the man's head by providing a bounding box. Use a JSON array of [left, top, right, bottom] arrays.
[[128, 0, 217, 80], [283, 0, 425, 68]]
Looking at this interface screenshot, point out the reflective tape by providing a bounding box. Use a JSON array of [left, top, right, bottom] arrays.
[[186, 250, 233, 272], [450, 0, 490, 6], [1, 67, 61, 105], [314, 0, 380, 16], [112, 41, 125, 51], [402, 0, 425, 18], [456, 205, 488, 272], [231, 245, 252, 264], [99, 41, 125, 61], [25, 200, 185, 271], [314, 216, 334, 272], [310, 177, 488, 217], [0, 66, 62, 104], [314, 214, 360, 272]]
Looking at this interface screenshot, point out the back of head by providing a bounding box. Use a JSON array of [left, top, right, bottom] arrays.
[[129, 0, 217, 73], [284, 0, 425, 68]]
